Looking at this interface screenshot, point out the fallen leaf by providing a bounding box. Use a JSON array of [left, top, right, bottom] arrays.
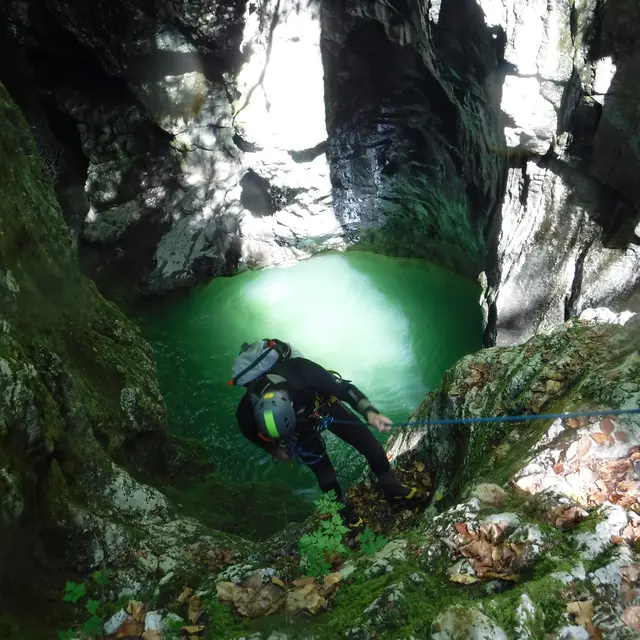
[[448, 571, 479, 584], [292, 576, 316, 588], [244, 571, 263, 590], [470, 556, 494, 570], [631, 452, 640, 462], [622, 582, 640, 607], [555, 506, 588, 530], [459, 539, 494, 560], [567, 600, 594, 627], [591, 433, 610, 446], [622, 524, 636, 541], [116, 621, 144, 637], [178, 586, 193, 604], [600, 418, 615, 435], [577, 436, 593, 457], [271, 577, 286, 589], [219, 581, 285, 619], [510, 542, 528, 559], [599, 459, 633, 475], [621, 565, 640, 583], [611, 535, 625, 544], [566, 418, 581, 429], [188, 595, 202, 624], [286, 583, 327, 614], [622, 606, 640, 630], [454, 522, 474, 540], [320, 572, 342, 598], [485, 523, 506, 544], [501, 546, 514, 562], [217, 581, 238, 603], [181, 625, 204, 634], [590, 491, 608, 504], [127, 600, 145, 623], [615, 431, 630, 443], [142, 631, 162, 640], [619, 495, 638, 508], [618, 481, 639, 492]]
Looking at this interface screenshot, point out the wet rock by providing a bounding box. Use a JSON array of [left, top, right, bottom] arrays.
[[362, 582, 408, 630], [482, 513, 521, 535], [577, 308, 636, 327], [408, 572, 426, 586], [574, 504, 629, 560], [104, 609, 128, 635], [364, 539, 407, 578], [144, 610, 164, 632], [216, 564, 258, 585], [471, 483, 509, 507], [515, 594, 538, 639], [558, 625, 591, 639], [552, 562, 587, 585], [431, 605, 508, 640]]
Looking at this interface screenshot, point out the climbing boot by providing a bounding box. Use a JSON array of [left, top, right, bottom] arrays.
[[339, 501, 365, 534], [377, 471, 422, 507]]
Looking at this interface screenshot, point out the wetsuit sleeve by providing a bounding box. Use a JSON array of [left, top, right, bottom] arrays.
[[236, 394, 276, 453], [296, 358, 379, 418]]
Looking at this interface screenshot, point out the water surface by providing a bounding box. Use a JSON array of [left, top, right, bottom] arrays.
[[141, 251, 482, 494]]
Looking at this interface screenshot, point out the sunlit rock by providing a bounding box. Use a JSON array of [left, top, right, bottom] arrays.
[[431, 605, 508, 640]]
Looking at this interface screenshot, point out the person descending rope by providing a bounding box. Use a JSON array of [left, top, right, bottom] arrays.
[[230, 338, 421, 531]]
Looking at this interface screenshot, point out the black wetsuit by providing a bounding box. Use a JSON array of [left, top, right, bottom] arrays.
[[236, 357, 391, 498]]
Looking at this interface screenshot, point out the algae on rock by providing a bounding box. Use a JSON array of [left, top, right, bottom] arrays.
[[0, 82, 257, 635]]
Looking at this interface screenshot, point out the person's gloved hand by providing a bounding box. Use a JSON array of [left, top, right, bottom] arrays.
[[272, 446, 292, 462], [366, 411, 393, 432]]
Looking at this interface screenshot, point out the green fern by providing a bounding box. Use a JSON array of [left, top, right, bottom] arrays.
[[299, 491, 350, 577], [57, 569, 110, 638], [359, 527, 387, 555]]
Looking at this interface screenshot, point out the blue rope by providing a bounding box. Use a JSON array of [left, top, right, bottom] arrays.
[[282, 416, 335, 466], [285, 438, 326, 466], [329, 407, 640, 428]]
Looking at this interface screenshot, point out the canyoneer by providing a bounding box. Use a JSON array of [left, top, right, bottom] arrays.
[[229, 338, 421, 530]]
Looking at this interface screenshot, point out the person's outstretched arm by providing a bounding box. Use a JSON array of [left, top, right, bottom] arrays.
[[296, 358, 393, 432]]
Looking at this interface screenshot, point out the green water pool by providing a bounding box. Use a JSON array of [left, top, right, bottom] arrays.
[[140, 251, 482, 496]]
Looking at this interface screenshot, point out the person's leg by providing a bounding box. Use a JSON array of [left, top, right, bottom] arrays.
[[306, 445, 341, 496], [325, 401, 421, 503], [300, 428, 363, 530], [325, 400, 390, 477]]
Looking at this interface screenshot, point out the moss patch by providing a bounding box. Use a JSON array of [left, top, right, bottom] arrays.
[[484, 576, 569, 637]]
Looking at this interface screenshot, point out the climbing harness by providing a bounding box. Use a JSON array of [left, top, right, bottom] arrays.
[[329, 407, 640, 429], [284, 437, 326, 466]]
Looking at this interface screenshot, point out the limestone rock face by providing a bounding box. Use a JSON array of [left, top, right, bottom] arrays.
[[1, 0, 344, 300], [2, 0, 638, 330], [320, 0, 639, 343], [474, 0, 640, 343], [0, 84, 249, 626]]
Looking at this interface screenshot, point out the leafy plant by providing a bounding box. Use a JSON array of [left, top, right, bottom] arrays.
[[165, 616, 186, 640], [57, 569, 111, 639], [359, 527, 387, 556], [299, 491, 350, 577]]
